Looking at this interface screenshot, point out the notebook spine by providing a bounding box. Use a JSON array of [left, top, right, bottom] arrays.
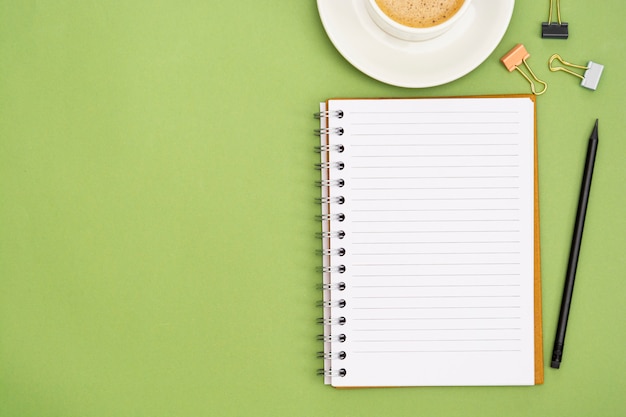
[[315, 105, 347, 384]]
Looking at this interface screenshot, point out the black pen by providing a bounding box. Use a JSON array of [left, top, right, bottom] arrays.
[[551, 119, 599, 369]]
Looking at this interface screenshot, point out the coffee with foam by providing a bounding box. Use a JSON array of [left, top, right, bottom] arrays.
[[375, 0, 466, 28]]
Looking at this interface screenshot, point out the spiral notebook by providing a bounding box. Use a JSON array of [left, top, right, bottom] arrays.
[[316, 95, 543, 387]]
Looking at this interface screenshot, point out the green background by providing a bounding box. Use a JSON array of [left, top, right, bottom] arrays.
[[1, 1, 624, 416]]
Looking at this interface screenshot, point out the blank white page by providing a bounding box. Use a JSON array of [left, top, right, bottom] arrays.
[[321, 97, 537, 387]]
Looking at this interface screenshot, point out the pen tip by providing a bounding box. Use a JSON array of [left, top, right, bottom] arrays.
[[591, 119, 599, 139]]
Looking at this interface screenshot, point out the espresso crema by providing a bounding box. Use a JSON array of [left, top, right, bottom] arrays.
[[375, 0, 465, 28]]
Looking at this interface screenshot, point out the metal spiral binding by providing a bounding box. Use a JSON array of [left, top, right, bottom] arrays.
[[316, 368, 347, 378], [317, 248, 346, 257], [316, 107, 347, 382], [315, 144, 344, 153], [317, 299, 347, 308], [317, 230, 345, 239], [316, 213, 345, 222], [315, 161, 344, 170], [314, 109, 344, 119], [317, 282, 346, 291], [318, 265, 346, 274], [316, 179, 345, 188], [316, 196, 345, 205], [316, 316, 346, 325], [314, 127, 344, 136], [317, 334, 347, 343], [317, 351, 347, 360]]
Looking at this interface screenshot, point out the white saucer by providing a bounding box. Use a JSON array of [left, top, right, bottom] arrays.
[[317, 0, 515, 88]]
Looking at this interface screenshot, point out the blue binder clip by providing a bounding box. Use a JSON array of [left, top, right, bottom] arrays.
[[548, 54, 604, 91], [542, 0, 568, 39]]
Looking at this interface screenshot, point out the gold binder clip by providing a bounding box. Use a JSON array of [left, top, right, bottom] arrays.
[[542, 0, 568, 38], [548, 54, 604, 90], [501, 44, 548, 96]]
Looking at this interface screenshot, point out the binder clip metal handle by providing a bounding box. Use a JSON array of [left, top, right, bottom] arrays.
[[542, 0, 568, 38], [501, 44, 548, 96], [548, 54, 604, 90]]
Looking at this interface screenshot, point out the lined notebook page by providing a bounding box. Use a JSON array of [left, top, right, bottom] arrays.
[[323, 97, 536, 387]]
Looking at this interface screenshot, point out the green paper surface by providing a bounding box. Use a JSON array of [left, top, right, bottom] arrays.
[[1, 1, 624, 416]]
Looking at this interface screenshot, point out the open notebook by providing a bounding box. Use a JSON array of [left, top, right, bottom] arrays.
[[316, 96, 543, 387]]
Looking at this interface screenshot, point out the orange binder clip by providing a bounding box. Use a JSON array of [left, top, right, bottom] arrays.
[[501, 44, 548, 95]]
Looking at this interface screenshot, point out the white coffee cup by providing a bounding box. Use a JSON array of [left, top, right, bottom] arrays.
[[365, 0, 472, 42]]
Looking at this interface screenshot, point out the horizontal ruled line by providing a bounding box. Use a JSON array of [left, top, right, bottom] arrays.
[[352, 307, 521, 310], [351, 187, 519, 191], [353, 295, 520, 299], [351, 176, 520, 179], [351, 144, 519, 147], [352, 339, 521, 343], [352, 165, 520, 169], [351, 241, 521, 245], [353, 317, 522, 320], [352, 208, 521, 212], [352, 198, 520, 201], [350, 284, 520, 288], [352, 252, 521, 256], [352, 263, 520, 267], [353, 133, 519, 137], [352, 274, 521, 278], [352, 328, 522, 331], [351, 121, 520, 125], [351, 220, 520, 223], [351, 155, 519, 158], [352, 231, 520, 235], [350, 111, 519, 114], [351, 317, 521, 321], [356, 349, 522, 352]]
